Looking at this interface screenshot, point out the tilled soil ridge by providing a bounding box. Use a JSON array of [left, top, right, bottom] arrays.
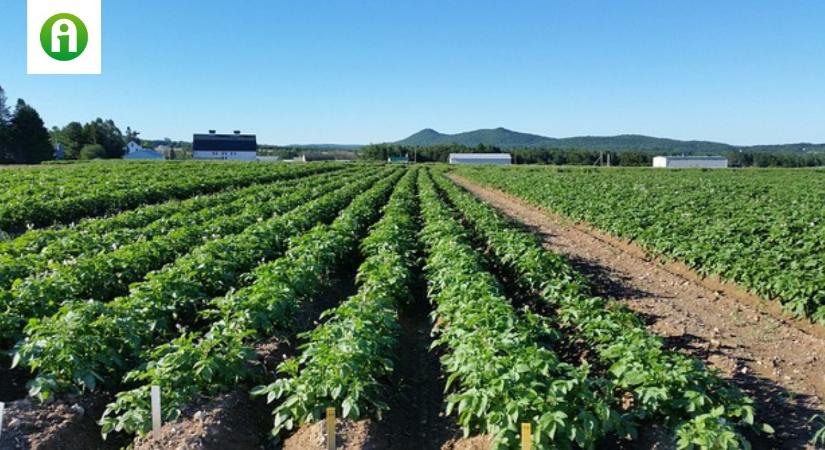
[[449, 175, 825, 449], [0, 395, 128, 450], [133, 390, 269, 450]]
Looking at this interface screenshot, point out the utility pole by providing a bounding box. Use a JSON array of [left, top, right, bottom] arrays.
[[594, 151, 603, 167]]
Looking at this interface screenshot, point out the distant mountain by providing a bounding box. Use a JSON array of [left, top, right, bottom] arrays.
[[395, 128, 825, 153], [398, 128, 552, 148]]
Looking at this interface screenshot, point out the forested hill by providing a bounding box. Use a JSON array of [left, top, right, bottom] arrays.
[[395, 128, 825, 153]]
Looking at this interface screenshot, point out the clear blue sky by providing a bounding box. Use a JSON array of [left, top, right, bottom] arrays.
[[1, 1, 824, 145]]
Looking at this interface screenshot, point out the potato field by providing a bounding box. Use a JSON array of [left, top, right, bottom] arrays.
[[455, 167, 825, 323], [0, 162, 822, 449]]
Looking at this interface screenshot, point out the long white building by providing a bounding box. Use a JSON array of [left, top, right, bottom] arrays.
[[448, 153, 512, 165], [653, 156, 728, 169], [193, 131, 257, 161]]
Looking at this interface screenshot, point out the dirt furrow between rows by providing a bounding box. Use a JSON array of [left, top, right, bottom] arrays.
[[449, 174, 825, 449], [282, 281, 463, 450]]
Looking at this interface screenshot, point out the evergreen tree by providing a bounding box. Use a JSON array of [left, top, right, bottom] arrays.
[[9, 99, 54, 164], [0, 85, 10, 162]]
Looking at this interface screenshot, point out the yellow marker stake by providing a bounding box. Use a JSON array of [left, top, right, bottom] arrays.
[[521, 422, 532, 450], [326, 407, 336, 450]]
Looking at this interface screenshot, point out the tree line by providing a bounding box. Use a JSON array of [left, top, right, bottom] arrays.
[[358, 143, 825, 167], [0, 86, 54, 164], [726, 151, 825, 168], [258, 146, 358, 161], [359, 143, 658, 166], [1, 85, 137, 164], [49, 119, 131, 160]]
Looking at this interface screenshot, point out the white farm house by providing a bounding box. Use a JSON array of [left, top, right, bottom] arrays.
[[448, 153, 512, 165], [123, 141, 165, 160], [653, 156, 728, 169]]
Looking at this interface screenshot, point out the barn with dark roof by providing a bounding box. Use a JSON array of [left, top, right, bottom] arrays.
[[193, 131, 258, 161]]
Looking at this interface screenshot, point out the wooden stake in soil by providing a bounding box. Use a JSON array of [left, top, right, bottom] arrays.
[[326, 407, 336, 450], [521, 422, 532, 450], [151, 386, 162, 437]]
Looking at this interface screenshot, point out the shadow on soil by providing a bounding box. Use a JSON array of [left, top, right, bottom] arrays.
[[565, 254, 657, 301], [0, 365, 29, 402], [371, 279, 460, 450], [514, 221, 657, 301]]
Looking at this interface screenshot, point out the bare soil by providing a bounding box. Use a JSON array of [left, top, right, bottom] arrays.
[[0, 394, 129, 450], [284, 419, 387, 450], [441, 435, 494, 450], [450, 175, 825, 449], [133, 390, 271, 450]]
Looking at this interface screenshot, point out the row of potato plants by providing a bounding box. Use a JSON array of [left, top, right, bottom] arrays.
[[418, 170, 622, 449], [0, 161, 183, 201], [0, 168, 365, 348], [0, 182, 263, 271], [99, 169, 404, 438], [254, 167, 420, 438], [0, 161, 289, 206], [0, 168, 351, 292], [0, 159, 192, 187], [0, 164, 343, 258], [12, 168, 400, 401], [455, 166, 825, 323], [432, 171, 764, 449], [0, 162, 339, 233]]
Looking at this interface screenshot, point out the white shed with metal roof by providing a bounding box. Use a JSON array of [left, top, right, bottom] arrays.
[[448, 153, 512, 165], [653, 156, 728, 169]]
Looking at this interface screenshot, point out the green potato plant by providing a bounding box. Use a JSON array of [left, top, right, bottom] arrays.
[[99, 169, 403, 437]]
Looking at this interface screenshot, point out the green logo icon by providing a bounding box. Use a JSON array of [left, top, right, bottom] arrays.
[[40, 13, 88, 61]]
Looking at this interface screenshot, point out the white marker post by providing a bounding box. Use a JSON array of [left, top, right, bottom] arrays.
[[0, 402, 5, 441], [151, 386, 162, 437]]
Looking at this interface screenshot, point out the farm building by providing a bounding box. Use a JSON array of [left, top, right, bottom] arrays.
[[448, 153, 512, 165], [193, 131, 258, 161], [294, 154, 337, 163], [124, 141, 165, 160], [653, 156, 728, 169], [388, 155, 409, 164]]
